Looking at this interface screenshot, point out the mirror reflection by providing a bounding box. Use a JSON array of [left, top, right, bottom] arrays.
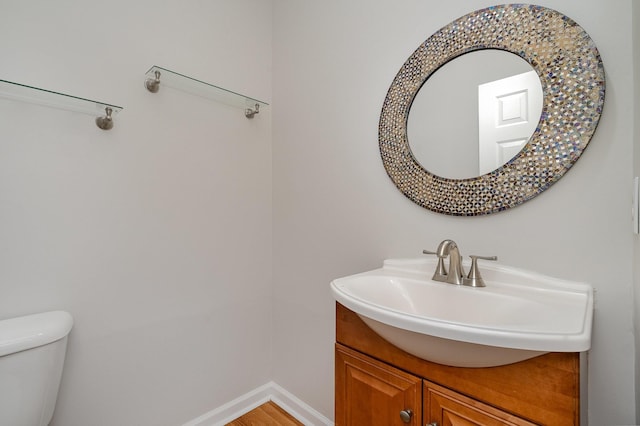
[[407, 50, 543, 179]]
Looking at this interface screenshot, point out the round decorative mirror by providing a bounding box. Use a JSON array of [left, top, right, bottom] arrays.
[[379, 4, 605, 216]]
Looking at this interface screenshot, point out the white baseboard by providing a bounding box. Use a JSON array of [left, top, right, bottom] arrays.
[[182, 381, 333, 426], [268, 382, 333, 426]]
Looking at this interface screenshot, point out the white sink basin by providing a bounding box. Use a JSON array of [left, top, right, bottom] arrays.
[[330, 258, 593, 367]]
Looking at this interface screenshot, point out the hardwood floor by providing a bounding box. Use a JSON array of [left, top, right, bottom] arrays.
[[225, 401, 303, 425]]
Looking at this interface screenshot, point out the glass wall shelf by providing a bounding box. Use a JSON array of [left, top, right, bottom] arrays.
[[144, 66, 268, 117], [0, 79, 122, 119]]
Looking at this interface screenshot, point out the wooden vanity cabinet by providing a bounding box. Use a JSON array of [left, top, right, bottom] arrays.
[[335, 303, 581, 426]]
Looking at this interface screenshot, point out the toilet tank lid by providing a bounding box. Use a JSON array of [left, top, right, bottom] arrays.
[[0, 311, 73, 357]]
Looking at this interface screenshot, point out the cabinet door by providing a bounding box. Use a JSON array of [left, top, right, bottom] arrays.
[[424, 380, 537, 426], [336, 344, 422, 426]]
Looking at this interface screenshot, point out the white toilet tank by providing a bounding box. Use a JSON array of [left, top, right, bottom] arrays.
[[0, 311, 73, 426]]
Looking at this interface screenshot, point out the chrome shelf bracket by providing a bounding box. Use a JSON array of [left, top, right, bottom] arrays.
[[95, 106, 114, 130], [245, 103, 260, 119], [145, 70, 161, 93]]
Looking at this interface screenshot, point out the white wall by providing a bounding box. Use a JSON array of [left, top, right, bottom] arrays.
[[0, 1, 273, 425], [272, 0, 637, 424], [633, 1, 640, 422]]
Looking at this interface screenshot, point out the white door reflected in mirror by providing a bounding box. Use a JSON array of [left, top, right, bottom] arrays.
[[407, 50, 542, 180], [478, 70, 543, 175]]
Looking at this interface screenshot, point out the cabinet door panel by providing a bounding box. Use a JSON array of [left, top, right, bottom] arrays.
[[425, 380, 537, 426], [336, 344, 422, 426]]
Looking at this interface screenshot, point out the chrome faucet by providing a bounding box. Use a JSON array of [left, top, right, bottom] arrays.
[[423, 239, 497, 287], [433, 239, 465, 285]]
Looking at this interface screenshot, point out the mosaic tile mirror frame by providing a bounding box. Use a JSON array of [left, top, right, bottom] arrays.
[[378, 4, 605, 216]]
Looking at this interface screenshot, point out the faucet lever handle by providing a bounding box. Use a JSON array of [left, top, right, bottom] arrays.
[[422, 249, 447, 280], [470, 255, 497, 261], [464, 255, 498, 287]]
